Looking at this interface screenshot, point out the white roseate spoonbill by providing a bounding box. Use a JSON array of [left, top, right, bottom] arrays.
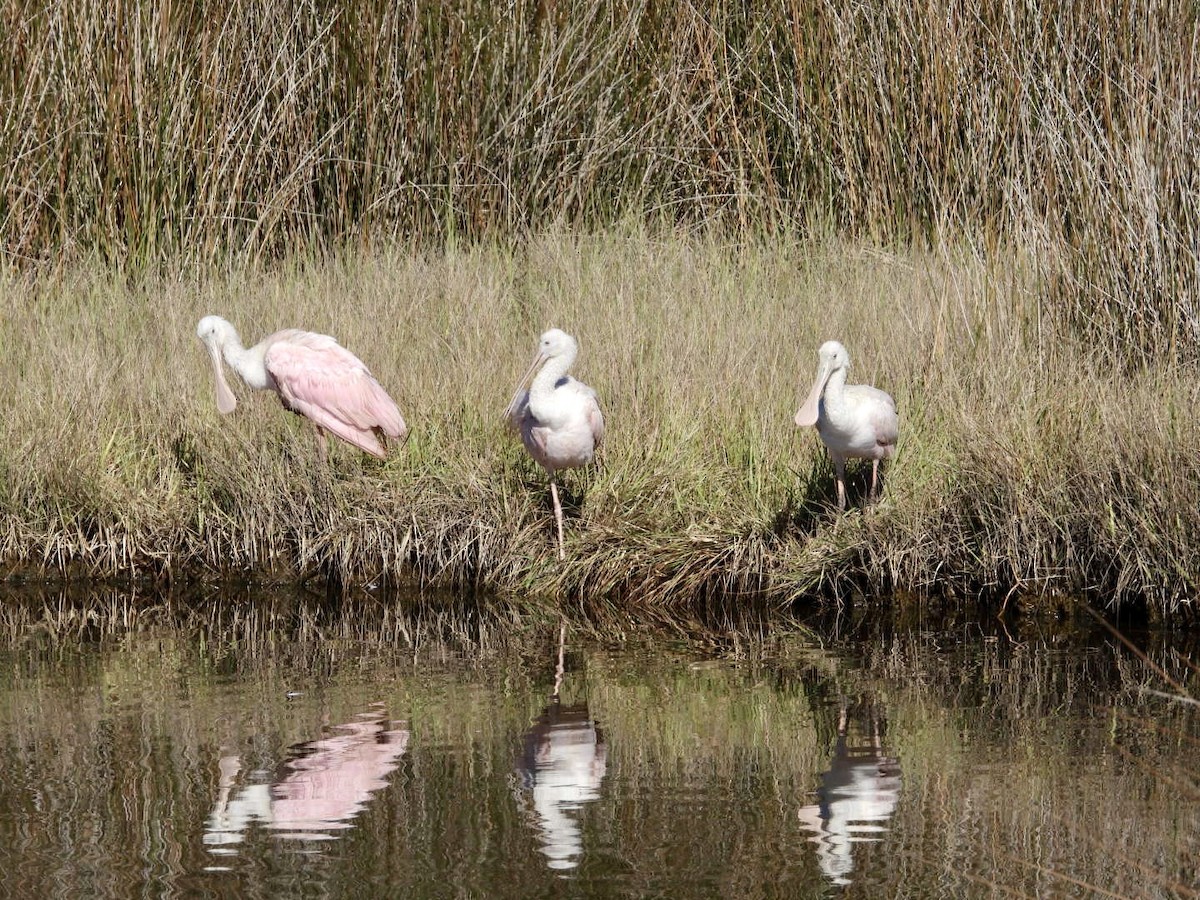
[[514, 622, 607, 873], [794, 340, 898, 509], [505, 328, 605, 560], [196, 316, 407, 459]]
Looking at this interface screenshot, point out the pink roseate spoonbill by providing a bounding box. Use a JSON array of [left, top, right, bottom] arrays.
[[196, 316, 407, 459], [504, 329, 605, 561], [794, 340, 898, 509]]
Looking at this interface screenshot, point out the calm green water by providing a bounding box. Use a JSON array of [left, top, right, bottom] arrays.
[[0, 592, 1194, 898]]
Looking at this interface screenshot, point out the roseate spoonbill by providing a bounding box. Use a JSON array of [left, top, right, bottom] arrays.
[[505, 328, 605, 560], [196, 316, 407, 459], [794, 340, 898, 509]]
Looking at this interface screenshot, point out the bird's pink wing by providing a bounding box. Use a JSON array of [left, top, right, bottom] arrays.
[[515, 401, 554, 470], [264, 332, 407, 458], [560, 378, 605, 452]]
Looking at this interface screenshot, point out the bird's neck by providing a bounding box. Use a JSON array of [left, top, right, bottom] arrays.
[[822, 368, 849, 415], [528, 354, 573, 407], [223, 337, 271, 391]]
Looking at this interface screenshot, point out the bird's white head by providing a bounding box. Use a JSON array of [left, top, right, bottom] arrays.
[[196, 315, 239, 414], [196, 315, 238, 348], [538, 328, 578, 362], [795, 340, 851, 428], [817, 340, 851, 371]]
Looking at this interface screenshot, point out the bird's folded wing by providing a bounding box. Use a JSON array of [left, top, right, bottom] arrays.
[[265, 337, 406, 456]]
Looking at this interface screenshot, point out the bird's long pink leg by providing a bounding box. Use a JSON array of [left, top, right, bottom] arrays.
[[313, 423, 329, 462], [834, 458, 848, 510], [550, 478, 566, 561], [870, 459, 880, 501]]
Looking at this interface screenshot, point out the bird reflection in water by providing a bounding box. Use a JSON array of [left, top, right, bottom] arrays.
[[514, 623, 608, 872], [204, 705, 408, 853], [797, 700, 901, 886]]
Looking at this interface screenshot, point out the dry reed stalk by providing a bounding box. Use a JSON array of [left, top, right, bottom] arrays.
[[0, 2, 1195, 359]]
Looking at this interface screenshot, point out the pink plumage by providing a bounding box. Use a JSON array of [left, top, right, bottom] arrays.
[[197, 316, 407, 459], [264, 330, 407, 458]]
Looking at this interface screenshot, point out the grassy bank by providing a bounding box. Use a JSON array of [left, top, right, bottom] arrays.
[[1, 232, 1197, 620], [2, 1, 1199, 618]]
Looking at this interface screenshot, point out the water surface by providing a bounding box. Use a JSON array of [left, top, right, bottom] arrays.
[[0, 592, 1194, 897]]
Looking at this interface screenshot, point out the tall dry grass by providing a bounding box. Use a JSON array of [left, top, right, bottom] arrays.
[[1, 233, 1197, 619], [1, 1, 1197, 358]]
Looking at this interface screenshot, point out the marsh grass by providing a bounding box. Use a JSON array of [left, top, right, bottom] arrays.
[[2, 0, 1199, 618], [1, 232, 1198, 620]]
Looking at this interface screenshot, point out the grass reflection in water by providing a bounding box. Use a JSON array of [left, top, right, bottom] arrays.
[[0, 587, 1193, 898]]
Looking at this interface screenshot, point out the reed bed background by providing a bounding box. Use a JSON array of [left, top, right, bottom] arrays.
[[1, 0, 1198, 618], [1, 0, 1197, 357]]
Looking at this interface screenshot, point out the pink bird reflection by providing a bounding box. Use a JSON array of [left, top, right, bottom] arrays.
[[205, 709, 409, 850]]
